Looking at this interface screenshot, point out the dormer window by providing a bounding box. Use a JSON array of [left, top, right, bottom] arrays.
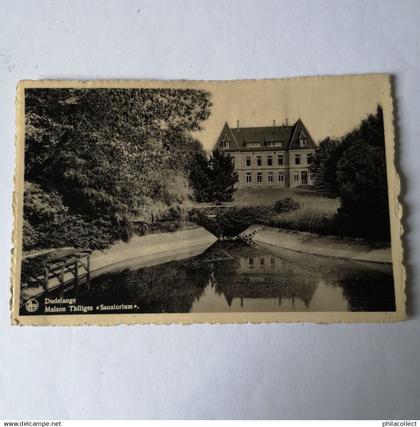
[[221, 140, 230, 149], [221, 134, 230, 149], [246, 142, 261, 148], [267, 141, 283, 147]]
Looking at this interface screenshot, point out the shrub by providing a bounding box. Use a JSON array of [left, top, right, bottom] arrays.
[[188, 209, 222, 236], [189, 206, 270, 237], [265, 210, 340, 236], [273, 197, 300, 214]]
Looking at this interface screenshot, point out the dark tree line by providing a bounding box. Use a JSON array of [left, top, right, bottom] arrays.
[[310, 105, 390, 241]]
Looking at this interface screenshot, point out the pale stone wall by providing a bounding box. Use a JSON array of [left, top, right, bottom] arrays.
[[90, 227, 218, 277], [240, 225, 392, 264], [288, 148, 315, 187], [227, 148, 314, 188]]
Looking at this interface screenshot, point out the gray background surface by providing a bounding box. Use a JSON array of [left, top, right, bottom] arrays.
[[1, 0, 419, 420]]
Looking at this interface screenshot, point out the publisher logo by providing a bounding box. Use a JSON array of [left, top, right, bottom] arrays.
[[25, 298, 39, 313]]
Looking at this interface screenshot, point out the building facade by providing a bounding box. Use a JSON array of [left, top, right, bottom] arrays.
[[214, 119, 317, 188]]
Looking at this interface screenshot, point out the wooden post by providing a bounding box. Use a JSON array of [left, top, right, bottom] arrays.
[[59, 265, 65, 297], [43, 267, 49, 291], [74, 259, 79, 295], [86, 255, 91, 291]]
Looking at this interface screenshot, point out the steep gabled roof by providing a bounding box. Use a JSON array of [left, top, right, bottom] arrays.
[[214, 122, 242, 150], [288, 119, 317, 149], [232, 126, 293, 149], [215, 119, 316, 152]]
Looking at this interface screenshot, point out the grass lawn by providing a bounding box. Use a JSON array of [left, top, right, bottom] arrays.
[[233, 186, 339, 216], [233, 187, 340, 235], [190, 186, 342, 237], [233, 186, 331, 204]]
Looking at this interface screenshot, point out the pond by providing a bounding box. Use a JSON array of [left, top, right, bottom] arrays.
[[76, 241, 396, 313]]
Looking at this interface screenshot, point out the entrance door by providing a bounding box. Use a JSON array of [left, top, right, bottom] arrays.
[[301, 171, 308, 185]]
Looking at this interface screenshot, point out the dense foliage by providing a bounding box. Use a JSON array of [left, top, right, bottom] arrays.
[[310, 106, 390, 240], [273, 197, 301, 214], [189, 206, 269, 237], [310, 137, 341, 197], [188, 150, 238, 203], [24, 88, 212, 250]]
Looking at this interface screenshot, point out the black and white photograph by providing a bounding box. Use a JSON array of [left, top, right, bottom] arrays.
[[13, 77, 404, 324], [3, 0, 420, 422]]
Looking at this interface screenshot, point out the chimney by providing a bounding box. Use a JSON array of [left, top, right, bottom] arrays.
[[285, 118, 288, 126], [236, 120, 240, 131], [273, 119, 276, 127]]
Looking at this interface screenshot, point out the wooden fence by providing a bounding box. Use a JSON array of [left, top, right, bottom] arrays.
[[21, 248, 92, 299]]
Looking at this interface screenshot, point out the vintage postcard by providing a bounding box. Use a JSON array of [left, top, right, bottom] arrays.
[[11, 75, 405, 325]]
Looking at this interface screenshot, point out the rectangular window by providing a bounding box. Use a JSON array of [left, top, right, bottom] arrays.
[[246, 143, 261, 148], [268, 172, 273, 183], [294, 172, 299, 182], [257, 172, 262, 183], [278, 172, 284, 182], [260, 258, 265, 266], [295, 154, 301, 165], [222, 141, 230, 149], [299, 138, 307, 147], [231, 156, 235, 167], [307, 153, 312, 164], [257, 156, 262, 166], [267, 155, 273, 166], [248, 258, 254, 268], [278, 155, 284, 166], [246, 172, 252, 183], [246, 156, 251, 167]]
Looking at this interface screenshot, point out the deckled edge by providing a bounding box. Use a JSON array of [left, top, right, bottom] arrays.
[[388, 75, 407, 319], [11, 81, 26, 326], [10, 74, 407, 326], [14, 73, 394, 87]]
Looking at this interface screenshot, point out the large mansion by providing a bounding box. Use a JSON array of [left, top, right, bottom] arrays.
[[214, 119, 317, 188]]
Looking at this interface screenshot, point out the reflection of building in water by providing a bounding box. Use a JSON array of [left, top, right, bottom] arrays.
[[240, 255, 286, 273], [214, 254, 319, 308]]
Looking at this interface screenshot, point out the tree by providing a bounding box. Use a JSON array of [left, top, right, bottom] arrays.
[[335, 105, 389, 240], [336, 132, 389, 239], [186, 150, 238, 203], [311, 105, 390, 240], [207, 150, 238, 202], [24, 88, 212, 250], [310, 137, 341, 196], [187, 152, 212, 202]]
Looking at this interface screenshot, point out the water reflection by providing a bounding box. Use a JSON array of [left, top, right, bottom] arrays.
[[78, 241, 396, 313]]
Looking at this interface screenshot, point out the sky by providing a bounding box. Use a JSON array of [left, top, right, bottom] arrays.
[[192, 76, 389, 151]]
